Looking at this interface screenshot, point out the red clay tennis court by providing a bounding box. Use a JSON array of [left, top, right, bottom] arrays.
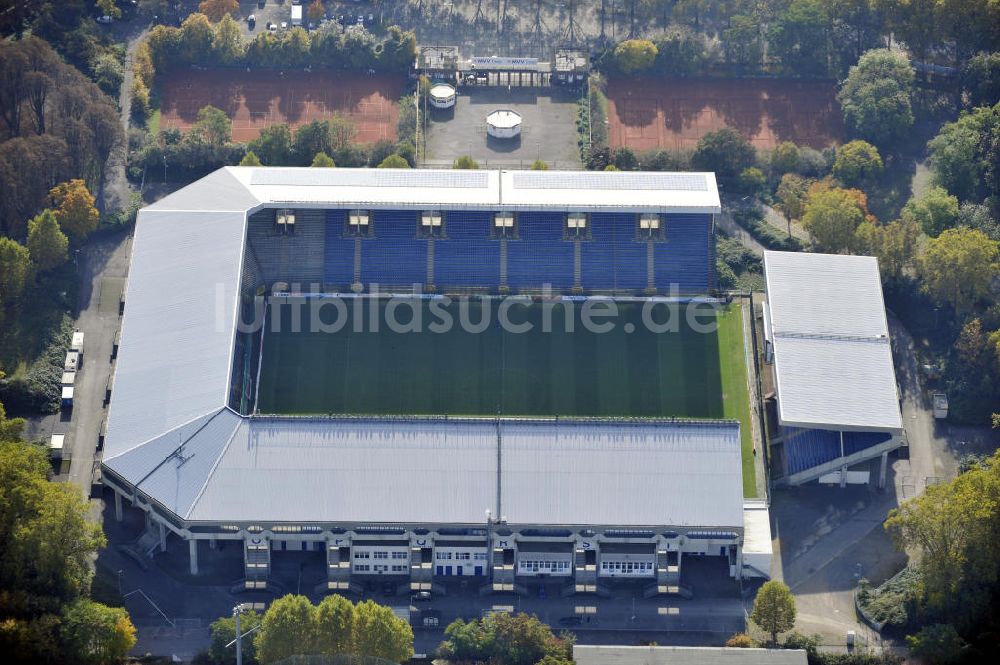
[[607, 78, 843, 152], [159, 69, 404, 143]]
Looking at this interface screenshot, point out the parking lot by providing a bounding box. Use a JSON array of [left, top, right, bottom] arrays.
[[237, 1, 379, 39], [423, 86, 584, 169]]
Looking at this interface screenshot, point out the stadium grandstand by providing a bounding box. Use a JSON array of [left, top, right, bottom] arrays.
[[762, 251, 905, 488], [101, 167, 779, 598]]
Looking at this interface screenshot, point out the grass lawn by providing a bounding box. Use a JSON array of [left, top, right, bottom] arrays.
[[256, 297, 757, 496]]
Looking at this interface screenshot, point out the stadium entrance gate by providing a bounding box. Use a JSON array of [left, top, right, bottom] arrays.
[[417, 46, 589, 88]]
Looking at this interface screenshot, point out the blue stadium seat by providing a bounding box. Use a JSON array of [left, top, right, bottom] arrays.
[[324, 209, 355, 286], [783, 427, 893, 475], [507, 211, 574, 290], [653, 214, 712, 294], [435, 211, 500, 289], [362, 210, 427, 288], [582, 213, 646, 290]]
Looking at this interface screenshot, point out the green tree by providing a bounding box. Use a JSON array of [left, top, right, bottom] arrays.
[[249, 124, 293, 166], [903, 186, 960, 237], [90, 52, 124, 100], [311, 152, 336, 167], [61, 598, 137, 665], [530, 159, 549, 170], [0, 391, 26, 441], [750, 580, 796, 645], [96, 0, 122, 19], [906, 624, 966, 664], [691, 128, 756, 179], [440, 612, 569, 665], [27, 209, 69, 272], [738, 167, 767, 196], [254, 595, 318, 664], [179, 13, 215, 64], [315, 595, 354, 656], [838, 48, 915, 148], [612, 147, 639, 171], [352, 600, 414, 663], [199, 0, 239, 22], [240, 151, 262, 166], [50, 180, 99, 241], [770, 142, 800, 176], [293, 120, 334, 165], [190, 105, 232, 146], [775, 173, 809, 226], [308, 0, 327, 24], [212, 14, 245, 65], [725, 633, 757, 648], [802, 187, 866, 253], [918, 227, 1000, 313], [208, 610, 261, 665], [962, 52, 1000, 108], [723, 15, 762, 71], [767, 0, 829, 76], [856, 216, 921, 282], [0, 442, 106, 605], [0, 237, 31, 306], [453, 155, 479, 169], [927, 103, 1000, 202], [377, 154, 409, 168], [833, 140, 883, 187], [612, 39, 658, 74]]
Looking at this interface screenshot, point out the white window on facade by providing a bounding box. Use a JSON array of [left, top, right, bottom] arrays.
[[391, 551, 408, 560], [354, 551, 370, 559]]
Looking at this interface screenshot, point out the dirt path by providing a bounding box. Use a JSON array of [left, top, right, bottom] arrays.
[[101, 27, 148, 214]]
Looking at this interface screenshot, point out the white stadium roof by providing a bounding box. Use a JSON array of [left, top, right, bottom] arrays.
[[103, 167, 736, 529], [763, 251, 902, 432]]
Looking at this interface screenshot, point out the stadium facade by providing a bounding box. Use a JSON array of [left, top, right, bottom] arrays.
[[762, 251, 905, 487], [102, 167, 779, 595]]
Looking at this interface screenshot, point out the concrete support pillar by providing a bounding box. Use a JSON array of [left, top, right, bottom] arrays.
[[878, 450, 889, 489], [159, 521, 166, 553], [114, 491, 123, 522], [676, 549, 683, 575], [209, 539, 217, 550], [840, 464, 849, 488], [189, 539, 199, 576]]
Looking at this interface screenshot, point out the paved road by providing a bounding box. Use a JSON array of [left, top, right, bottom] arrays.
[[761, 204, 810, 243], [716, 211, 765, 256]]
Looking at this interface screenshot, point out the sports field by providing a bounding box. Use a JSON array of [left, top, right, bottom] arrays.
[[606, 77, 843, 152], [158, 69, 403, 143], [255, 297, 755, 493]]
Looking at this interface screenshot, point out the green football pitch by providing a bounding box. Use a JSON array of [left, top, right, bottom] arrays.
[[255, 297, 756, 495]]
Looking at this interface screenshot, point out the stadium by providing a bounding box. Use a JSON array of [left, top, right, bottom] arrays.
[[100, 167, 900, 600]]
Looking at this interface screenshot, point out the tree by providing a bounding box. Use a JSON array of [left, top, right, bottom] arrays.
[[770, 142, 800, 176], [691, 128, 756, 180], [927, 103, 1000, 202], [906, 624, 967, 664], [179, 13, 216, 64], [377, 154, 409, 168], [240, 151, 262, 166], [90, 53, 124, 100], [96, 0, 122, 19], [802, 186, 866, 253], [311, 152, 336, 167], [293, 120, 334, 165], [838, 49, 915, 148], [190, 105, 232, 146], [249, 124, 292, 166], [775, 173, 809, 227], [530, 159, 549, 170], [738, 167, 767, 197], [212, 14, 245, 64], [723, 15, 763, 71], [315, 595, 354, 656], [612, 147, 639, 171], [0, 238, 32, 306], [750, 580, 796, 645], [903, 186, 960, 237], [199, 0, 239, 22], [651, 29, 714, 78], [27, 209, 69, 272], [209, 610, 261, 665], [919, 227, 1000, 313], [308, 0, 326, 24], [351, 600, 414, 663], [440, 612, 570, 665], [50, 180, 99, 241], [833, 140, 883, 187], [327, 115, 356, 151], [254, 595, 318, 664], [0, 442, 106, 606], [612, 39, 658, 74], [61, 599, 137, 665], [453, 156, 479, 169], [962, 52, 1000, 109], [856, 216, 921, 282], [767, 0, 829, 77], [725, 633, 757, 647]]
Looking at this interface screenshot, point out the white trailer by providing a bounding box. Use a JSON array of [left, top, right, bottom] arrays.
[[932, 393, 949, 419], [291, 5, 303, 26], [71, 330, 85, 357], [49, 434, 65, 459]]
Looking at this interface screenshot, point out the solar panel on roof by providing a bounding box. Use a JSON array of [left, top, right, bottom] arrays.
[[511, 172, 708, 191], [250, 169, 490, 189]]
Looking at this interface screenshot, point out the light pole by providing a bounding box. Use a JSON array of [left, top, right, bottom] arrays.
[[231, 602, 258, 665]]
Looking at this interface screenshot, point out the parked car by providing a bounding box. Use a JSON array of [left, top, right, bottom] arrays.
[[267, 22, 277, 33], [411, 591, 432, 602], [382, 581, 396, 596], [558, 616, 583, 626], [96, 15, 113, 24], [248, 14, 256, 28], [280, 21, 288, 30]]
